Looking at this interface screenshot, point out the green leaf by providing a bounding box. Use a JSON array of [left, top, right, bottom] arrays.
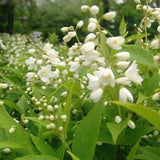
[[0, 141, 25, 149], [66, 150, 80, 160], [112, 101, 160, 130], [15, 155, 59, 160], [72, 99, 105, 160], [17, 95, 28, 114], [122, 45, 154, 67], [135, 147, 160, 160], [119, 17, 127, 35], [122, 126, 154, 145], [30, 135, 57, 157], [127, 138, 141, 160], [24, 117, 49, 127], [106, 118, 129, 144], [3, 100, 22, 113], [63, 82, 76, 139], [0, 107, 33, 153], [125, 33, 150, 43]]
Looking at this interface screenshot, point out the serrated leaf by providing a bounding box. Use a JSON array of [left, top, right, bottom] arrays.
[[106, 118, 129, 144], [122, 45, 154, 67], [17, 95, 28, 113], [72, 99, 105, 160], [119, 17, 127, 35], [112, 101, 160, 130], [30, 135, 57, 157], [15, 154, 59, 160], [135, 147, 160, 160]]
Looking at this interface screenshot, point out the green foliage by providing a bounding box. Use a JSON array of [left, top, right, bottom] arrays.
[[72, 99, 105, 160]]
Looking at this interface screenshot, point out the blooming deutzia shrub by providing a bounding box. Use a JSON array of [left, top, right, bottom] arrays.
[[0, 1, 160, 160]]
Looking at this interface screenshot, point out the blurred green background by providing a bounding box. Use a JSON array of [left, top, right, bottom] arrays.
[[0, 0, 159, 42]]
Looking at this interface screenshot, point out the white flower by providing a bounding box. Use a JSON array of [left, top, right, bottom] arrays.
[[106, 36, 125, 50], [103, 11, 116, 21], [81, 5, 90, 12], [90, 88, 103, 103], [69, 61, 80, 72], [119, 87, 133, 102], [25, 57, 37, 70], [37, 65, 55, 82], [81, 50, 99, 66], [80, 42, 95, 53], [128, 120, 136, 129], [43, 43, 53, 53], [76, 20, 84, 29], [117, 61, 130, 69], [115, 115, 122, 123], [116, 77, 131, 86], [115, 52, 130, 61], [88, 67, 115, 90], [150, 39, 160, 49], [48, 49, 60, 65], [90, 5, 99, 15], [97, 67, 115, 87], [124, 61, 143, 85], [87, 73, 100, 90], [26, 72, 35, 81], [37, 59, 43, 65], [85, 33, 96, 42], [28, 49, 35, 54]]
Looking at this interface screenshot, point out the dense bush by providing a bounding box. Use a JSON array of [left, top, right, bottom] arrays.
[[0, 0, 160, 160]]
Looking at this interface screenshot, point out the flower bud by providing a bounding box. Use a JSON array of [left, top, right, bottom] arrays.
[[115, 115, 122, 124], [128, 120, 136, 129], [157, 25, 160, 33], [152, 92, 160, 101], [50, 123, 56, 129], [58, 126, 63, 131], [47, 105, 54, 112], [0, 101, 4, 105], [9, 127, 16, 133], [76, 20, 84, 29], [81, 5, 90, 12], [87, 22, 97, 32], [60, 115, 67, 122], [38, 115, 44, 121], [117, 61, 130, 69], [90, 5, 99, 15], [0, 83, 8, 89], [134, 0, 141, 3], [151, 39, 160, 49], [153, 55, 160, 66], [103, 11, 116, 21], [115, 52, 130, 60], [2, 148, 11, 154], [61, 27, 69, 32]]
